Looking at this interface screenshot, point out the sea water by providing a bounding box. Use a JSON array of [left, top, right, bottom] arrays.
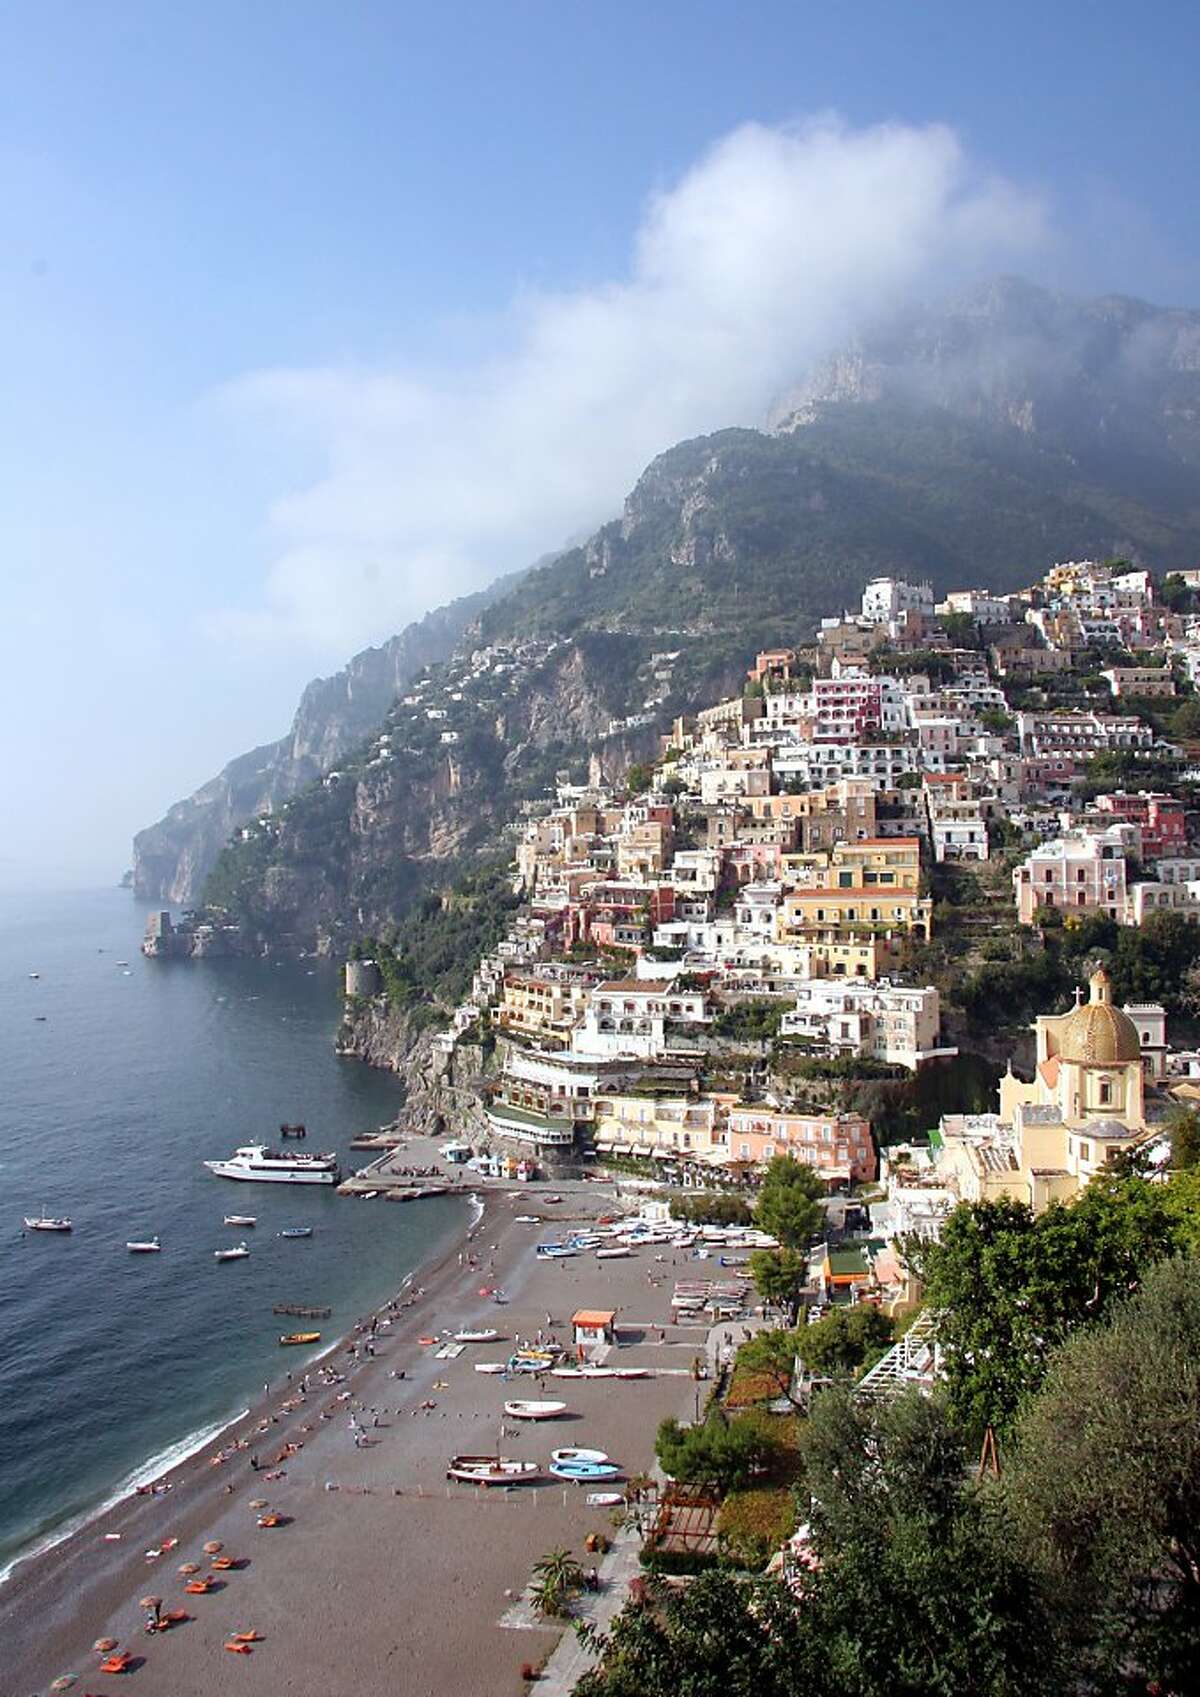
[[0, 887, 464, 1578]]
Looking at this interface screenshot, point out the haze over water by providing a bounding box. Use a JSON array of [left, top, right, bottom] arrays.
[[0, 887, 464, 1577]]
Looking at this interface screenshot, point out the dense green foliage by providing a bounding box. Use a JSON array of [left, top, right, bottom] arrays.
[[654, 1411, 779, 1494], [793, 1305, 895, 1379], [753, 1156, 824, 1249], [908, 1164, 1181, 1433], [666, 1192, 754, 1227], [585, 1392, 1062, 1697], [747, 1248, 810, 1326], [1004, 1258, 1200, 1692], [353, 863, 520, 1015], [957, 907, 1200, 1031], [711, 998, 785, 1042]]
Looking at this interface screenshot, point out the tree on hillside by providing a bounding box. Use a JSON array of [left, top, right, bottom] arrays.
[[1003, 1256, 1200, 1693], [574, 1570, 810, 1697], [1167, 1103, 1200, 1170], [654, 1412, 778, 1494], [793, 1305, 894, 1380], [909, 1166, 1179, 1434], [796, 1389, 1063, 1697], [748, 1248, 810, 1323], [754, 1156, 825, 1249]]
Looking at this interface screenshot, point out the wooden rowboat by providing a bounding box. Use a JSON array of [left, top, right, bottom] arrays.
[[279, 1331, 321, 1346], [503, 1399, 568, 1420], [446, 1454, 541, 1486]]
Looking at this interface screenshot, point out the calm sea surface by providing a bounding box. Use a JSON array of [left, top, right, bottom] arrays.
[[0, 887, 464, 1578]]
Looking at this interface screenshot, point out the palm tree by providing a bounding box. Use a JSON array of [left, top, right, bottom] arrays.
[[530, 1547, 585, 1617]]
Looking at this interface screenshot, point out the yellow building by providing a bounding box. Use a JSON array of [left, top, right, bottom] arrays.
[[937, 968, 1157, 1213], [781, 837, 922, 893], [590, 1091, 733, 1161], [497, 971, 593, 1047]]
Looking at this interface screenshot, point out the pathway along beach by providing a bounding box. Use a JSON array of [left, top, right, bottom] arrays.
[[5, 1159, 718, 1695]]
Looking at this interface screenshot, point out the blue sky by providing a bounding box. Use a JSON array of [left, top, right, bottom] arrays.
[[1, 1, 1197, 884]]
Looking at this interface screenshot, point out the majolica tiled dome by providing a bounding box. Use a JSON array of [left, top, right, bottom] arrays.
[[1057, 968, 1141, 1066]]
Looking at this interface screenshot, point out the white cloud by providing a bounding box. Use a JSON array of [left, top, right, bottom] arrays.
[[211, 115, 1047, 657]]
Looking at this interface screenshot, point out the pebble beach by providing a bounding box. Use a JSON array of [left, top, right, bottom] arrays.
[[5, 1151, 728, 1696]]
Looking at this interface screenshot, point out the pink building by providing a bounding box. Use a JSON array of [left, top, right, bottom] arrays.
[[721, 1108, 876, 1184]]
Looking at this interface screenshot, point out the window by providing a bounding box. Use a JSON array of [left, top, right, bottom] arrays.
[[1099, 1079, 1112, 1106]]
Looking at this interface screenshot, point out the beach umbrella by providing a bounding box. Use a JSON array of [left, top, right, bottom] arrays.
[[139, 1595, 162, 1610], [202, 1539, 223, 1554], [248, 1497, 269, 1509], [49, 1677, 77, 1692], [92, 1638, 118, 1653], [178, 1561, 201, 1575]]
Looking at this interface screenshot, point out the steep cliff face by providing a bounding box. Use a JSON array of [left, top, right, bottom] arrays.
[[201, 631, 668, 953], [132, 582, 513, 904], [334, 998, 499, 1137]]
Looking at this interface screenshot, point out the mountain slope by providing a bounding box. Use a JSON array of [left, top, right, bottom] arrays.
[[137, 277, 1200, 929], [131, 580, 519, 903]]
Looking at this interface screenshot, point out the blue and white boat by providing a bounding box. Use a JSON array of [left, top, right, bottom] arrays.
[[279, 1226, 314, 1238], [550, 1459, 622, 1483], [535, 1242, 577, 1260]]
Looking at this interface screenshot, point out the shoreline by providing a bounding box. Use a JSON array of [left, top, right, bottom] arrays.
[[2, 1174, 487, 1677], [7, 1159, 723, 1695], [0, 1188, 475, 1594]]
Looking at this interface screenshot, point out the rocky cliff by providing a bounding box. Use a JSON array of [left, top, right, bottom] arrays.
[[132, 580, 518, 904], [334, 997, 499, 1138], [200, 630, 676, 955]]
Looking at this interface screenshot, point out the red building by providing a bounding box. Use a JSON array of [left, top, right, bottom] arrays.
[[1094, 791, 1187, 861]]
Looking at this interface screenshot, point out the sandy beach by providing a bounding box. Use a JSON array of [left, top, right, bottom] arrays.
[[6, 1150, 722, 1695]]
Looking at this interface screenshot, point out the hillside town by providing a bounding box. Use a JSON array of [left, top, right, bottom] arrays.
[[342, 557, 1200, 1310]]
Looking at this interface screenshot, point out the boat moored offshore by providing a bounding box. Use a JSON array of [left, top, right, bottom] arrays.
[[204, 1144, 340, 1186]]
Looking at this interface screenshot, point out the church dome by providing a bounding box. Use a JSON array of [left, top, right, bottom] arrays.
[[1057, 968, 1141, 1066]]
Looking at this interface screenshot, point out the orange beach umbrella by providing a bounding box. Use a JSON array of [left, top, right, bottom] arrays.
[[203, 1539, 223, 1554], [139, 1594, 162, 1610], [92, 1637, 118, 1653], [248, 1497, 269, 1509]]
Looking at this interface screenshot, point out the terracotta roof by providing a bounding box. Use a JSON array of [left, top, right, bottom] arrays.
[[597, 978, 675, 993], [572, 1310, 616, 1327]]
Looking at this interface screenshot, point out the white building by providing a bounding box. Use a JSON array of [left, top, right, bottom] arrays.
[[861, 577, 934, 625], [779, 979, 952, 1069]]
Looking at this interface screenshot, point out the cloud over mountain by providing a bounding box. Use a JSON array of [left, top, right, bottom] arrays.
[[213, 116, 1047, 657]]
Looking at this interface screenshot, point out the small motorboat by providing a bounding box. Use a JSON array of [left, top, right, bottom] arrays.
[[612, 1366, 650, 1379], [224, 1214, 256, 1227], [279, 1331, 321, 1346], [551, 1447, 610, 1466], [514, 1215, 540, 1224], [279, 1226, 313, 1238], [550, 1459, 622, 1483], [473, 1362, 507, 1374], [586, 1491, 626, 1507], [454, 1327, 499, 1343], [503, 1399, 568, 1420], [543, 1194, 563, 1204], [23, 1213, 72, 1232], [127, 1236, 162, 1253], [577, 1365, 615, 1379], [596, 1246, 631, 1259], [535, 1243, 576, 1260], [214, 1242, 250, 1261], [446, 1454, 541, 1487]]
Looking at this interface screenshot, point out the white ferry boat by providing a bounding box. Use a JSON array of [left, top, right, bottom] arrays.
[[203, 1143, 340, 1186]]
